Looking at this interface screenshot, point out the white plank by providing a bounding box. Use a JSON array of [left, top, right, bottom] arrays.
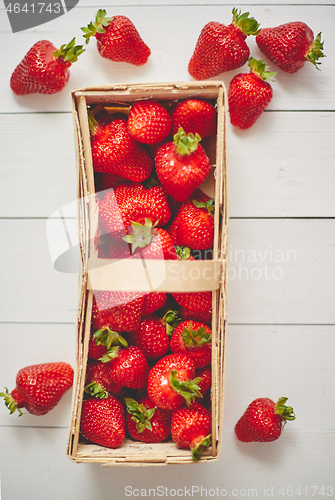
[[0, 219, 334, 324], [0, 427, 334, 499], [0, 5, 333, 113], [0, 111, 334, 218], [224, 325, 335, 431], [227, 218, 335, 324], [0, 323, 76, 428]]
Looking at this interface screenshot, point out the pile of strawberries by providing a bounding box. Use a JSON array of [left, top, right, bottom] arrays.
[[78, 96, 218, 461]]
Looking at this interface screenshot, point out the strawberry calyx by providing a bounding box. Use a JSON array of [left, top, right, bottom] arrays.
[[169, 370, 203, 406], [175, 245, 192, 260], [248, 57, 277, 82], [161, 310, 182, 336], [0, 387, 23, 416], [181, 322, 212, 347], [99, 346, 121, 363], [192, 197, 215, 216], [84, 382, 109, 399], [52, 38, 85, 64], [191, 434, 211, 462], [305, 32, 325, 70], [123, 219, 158, 253], [174, 127, 201, 156], [93, 327, 128, 350], [232, 8, 260, 37], [125, 397, 155, 433], [81, 9, 114, 44], [275, 397, 295, 423]]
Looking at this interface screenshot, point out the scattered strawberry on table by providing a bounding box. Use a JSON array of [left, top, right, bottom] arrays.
[[235, 397, 295, 442], [228, 57, 277, 130], [256, 22, 325, 74], [10, 38, 85, 95], [1, 362, 74, 415], [188, 8, 260, 80], [81, 10, 150, 66]]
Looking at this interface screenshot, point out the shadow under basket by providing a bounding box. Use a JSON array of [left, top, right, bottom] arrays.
[[67, 81, 228, 465]]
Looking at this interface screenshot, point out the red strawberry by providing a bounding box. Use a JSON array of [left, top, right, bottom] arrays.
[[188, 9, 260, 80], [90, 117, 152, 182], [108, 346, 149, 389], [80, 395, 125, 448], [180, 307, 212, 325], [142, 292, 167, 315], [127, 100, 172, 144], [147, 353, 202, 410], [228, 57, 277, 130], [170, 320, 212, 368], [95, 172, 126, 192], [170, 99, 217, 139], [82, 10, 150, 66], [99, 183, 171, 238], [1, 362, 73, 416], [92, 291, 144, 332], [130, 314, 170, 360], [171, 402, 211, 462], [235, 397, 295, 442], [85, 360, 123, 398], [125, 394, 172, 443], [256, 23, 325, 74], [106, 240, 133, 259], [10, 38, 85, 95], [196, 367, 211, 398], [170, 196, 214, 250], [155, 128, 211, 202], [172, 291, 212, 312], [124, 222, 178, 260]]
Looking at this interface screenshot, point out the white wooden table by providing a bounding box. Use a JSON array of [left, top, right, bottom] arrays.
[[1, 1, 334, 498]]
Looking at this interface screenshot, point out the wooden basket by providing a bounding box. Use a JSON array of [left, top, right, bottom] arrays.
[[67, 82, 228, 465]]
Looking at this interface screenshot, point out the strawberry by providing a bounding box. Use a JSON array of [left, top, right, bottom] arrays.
[[0, 362, 73, 416], [88, 327, 128, 360], [256, 23, 325, 74], [171, 291, 212, 312], [171, 402, 211, 462], [125, 394, 172, 443], [196, 367, 211, 398], [130, 314, 172, 360], [124, 221, 178, 260], [228, 57, 277, 130], [147, 353, 202, 410], [85, 360, 123, 398], [80, 395, 125, 448], [188, 8, 260, 80], [10, 38, 85, 95], [108, 346, 149, 389], [170, 320, 212, 368], [92, 291, 144, 332], [95, 172, 126, 193], [235, 397, 295, 442], [142, 292, 167, 315], [106, 240, 133, 259], [99, 183, 171, 238], [155, 128, 211, 202], [127, 100, 172, 144], [82, 10, 150, 66], [180, 307, 212, 325], [170, 99, 217, 139], [90, 116, 152, 182], [170, 196, 214, 250]]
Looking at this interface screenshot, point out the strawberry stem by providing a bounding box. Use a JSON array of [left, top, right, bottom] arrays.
[[175, 245, 192, 260], [306, 32, 325, 70], [232, 8, 260, 37], [52, 38, 85, 64], [181, 322, 212, 347], [191, 434, 211, 462], [174, 127, 201, 156], [123, 219, 158, 253], [161, 310, 182, 335], [125, 398, 155, 433], [84, 382, 109, 399], [81, 9, 114, 44], [0, 388, 23, 416], [248, 57, 277, 82], [169, 371, 203, 405], [93, 327, 128, 349], [275, 397, 295, 422], [192, 197, 215, 216]]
